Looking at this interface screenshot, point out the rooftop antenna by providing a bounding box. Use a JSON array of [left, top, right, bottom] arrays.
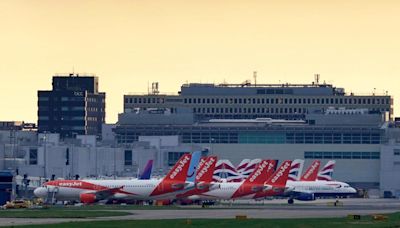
[[253, 71, 257, 86], [151, 82, 159, 95], [314, 74, 320, 85]]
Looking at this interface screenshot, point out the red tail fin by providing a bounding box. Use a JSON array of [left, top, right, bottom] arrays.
[[300, 160, 321, 181], [266, 160, 292, 187], [163, 153, 192, 183], [196, 156, 217, 183], [197, 157, 207, 173], [245, 160, 275, 185]]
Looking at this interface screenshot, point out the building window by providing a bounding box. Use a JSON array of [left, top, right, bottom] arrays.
[[304, 151, 380, 159], [65, 148, 70, 165], [29, 149, 38, 165], [394, 149, 400, 156], [168, 152, 186, 166], [124, 150, 133, 166]]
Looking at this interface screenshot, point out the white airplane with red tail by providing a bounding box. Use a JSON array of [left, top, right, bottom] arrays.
[[34, 153, 195, 203]]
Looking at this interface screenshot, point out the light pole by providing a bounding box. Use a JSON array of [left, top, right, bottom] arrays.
[[209, 138, 215, 155], [113, 144, 116, 180], [42, 133, 47, 179]]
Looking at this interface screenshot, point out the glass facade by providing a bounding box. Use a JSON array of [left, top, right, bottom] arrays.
[[304, 151, 380, 159], [180, 132, 381, 144]]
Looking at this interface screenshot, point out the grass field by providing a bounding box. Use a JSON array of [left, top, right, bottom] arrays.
[[17, 214, 400, 228], [0, 209, 130, 218]]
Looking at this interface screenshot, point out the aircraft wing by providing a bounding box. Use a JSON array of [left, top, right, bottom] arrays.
[[86, 186, 126, 200]]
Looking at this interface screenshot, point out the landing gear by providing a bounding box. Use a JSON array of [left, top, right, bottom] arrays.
[[288, 198, 294, 204]]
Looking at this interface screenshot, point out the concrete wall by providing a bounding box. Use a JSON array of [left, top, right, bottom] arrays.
[[187, 143, 381, 187], [380, 144, 400, 197]]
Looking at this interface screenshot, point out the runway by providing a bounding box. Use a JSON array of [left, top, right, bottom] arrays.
[[1, 198, 399, 227]]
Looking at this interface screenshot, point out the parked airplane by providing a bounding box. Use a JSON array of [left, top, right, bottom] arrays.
[[236, 159, 250, 175], [288, 159, 304, 181], [212, 159, 242, 182], [176, 156, 218, 199], [251, 160, 292, 200], [34, 153, 196, 203], [300, 160, 321, 181], [138, 160, 153, 180], [317, 160, 336, 181], [285, 180, 357, 204], [191, 160, 287, 200], [240, 158, 261, 179]]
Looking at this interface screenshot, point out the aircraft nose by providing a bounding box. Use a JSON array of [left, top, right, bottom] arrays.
[[34, 187, 47, 198], [351, 187, 357, 193]]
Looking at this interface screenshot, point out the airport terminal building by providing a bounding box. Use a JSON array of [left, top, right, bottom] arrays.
[[117, 82, 394, 191], [1, 81, 400, 197]]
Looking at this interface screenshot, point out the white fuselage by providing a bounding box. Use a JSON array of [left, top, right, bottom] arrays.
[[189, 181, 255, 200], [34, 179, 193, 201], [286, 180, 357, 195]]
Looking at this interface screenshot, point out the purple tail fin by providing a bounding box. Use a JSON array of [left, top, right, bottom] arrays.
[[139, 160, 153, 180]]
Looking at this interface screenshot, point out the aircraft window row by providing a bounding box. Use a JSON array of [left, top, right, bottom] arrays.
[[304, 151, 380, 159], [125, 96, 391, 106], [104, 185, 153, 188]]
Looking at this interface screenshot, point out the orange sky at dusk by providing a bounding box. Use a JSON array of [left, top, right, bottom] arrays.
[[0, 0, 399, 123]]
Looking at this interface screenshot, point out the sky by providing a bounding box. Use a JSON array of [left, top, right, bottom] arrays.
[[0, 0, 399, 123]]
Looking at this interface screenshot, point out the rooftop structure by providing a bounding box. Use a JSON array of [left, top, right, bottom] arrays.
[[124, 81, 392, 122]]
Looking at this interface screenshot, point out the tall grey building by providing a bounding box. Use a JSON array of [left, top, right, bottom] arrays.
[[38, 74, 106, 138]]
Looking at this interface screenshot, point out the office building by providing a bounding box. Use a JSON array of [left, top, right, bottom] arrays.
[[38, 74, 105, 138]]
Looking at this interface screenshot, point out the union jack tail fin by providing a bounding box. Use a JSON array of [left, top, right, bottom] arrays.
[[236, 159, 251, 174], [288, 159, 304, 181], [300, 160, 321, 181], [317, 160, 336, 181], [266, 160, 292, 187], [241, 158, 261, 179], [213, 159, 242, 182]]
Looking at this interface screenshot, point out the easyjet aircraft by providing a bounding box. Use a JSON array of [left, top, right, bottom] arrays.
[[176, 156, 219, 199], [250, 160, 292, 200], [34, 153, 195, 203], [190, 160, 281, 200], [300, 160, 321, 181]]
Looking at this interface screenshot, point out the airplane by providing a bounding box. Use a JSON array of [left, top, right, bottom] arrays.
[[190, 160, 282, 200], [250, 160, 292, 200], [285, 179, 357, 204], [212, 159, 242, 182], [138, 160, 153, 180], [232, 160, 279, 199], [287, 159, 304, 181], [300, 160, 321, 181], [240, 158, 261, 179], [290, 159, 336, 182], [317, 160, 336, 181], [34, 153, 197, 203], [236, 159, 251, 175], [176, 156, 218, 199]]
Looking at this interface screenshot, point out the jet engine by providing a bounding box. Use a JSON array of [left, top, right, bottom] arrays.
[[295, 193, 315, 201], [80, 193, 97, 204]]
